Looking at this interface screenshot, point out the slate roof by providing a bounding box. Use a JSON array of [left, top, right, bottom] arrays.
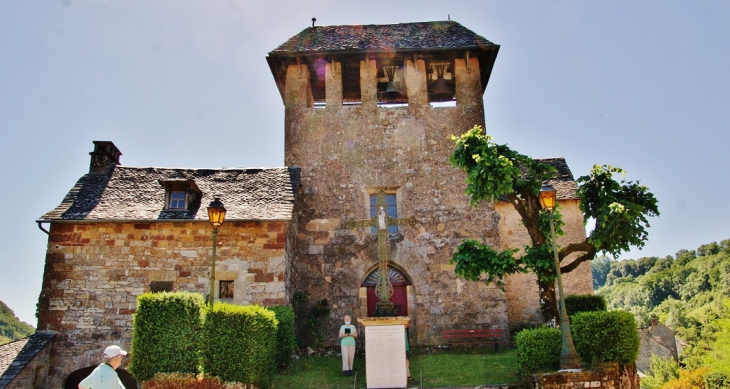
[[0, 331, 55, 388], [499, 158, 578, 202], [269, 21, 498, 55], [537, 158, 579, 200], [39, 167, 300, 221]]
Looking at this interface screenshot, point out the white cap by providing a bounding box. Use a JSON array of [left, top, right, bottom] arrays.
[[103, 345, 128, 358]]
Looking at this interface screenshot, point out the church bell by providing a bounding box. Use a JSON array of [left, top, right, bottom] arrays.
[[382, 66, 401, 101], [429, 63, 454, 102]]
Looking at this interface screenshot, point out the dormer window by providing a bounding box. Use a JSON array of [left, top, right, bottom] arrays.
[[159, 177, 202, 211], [169, 191, 186, 209]]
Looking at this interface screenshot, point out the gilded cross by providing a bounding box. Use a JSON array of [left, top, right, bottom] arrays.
[[345, 189, 417, 316]]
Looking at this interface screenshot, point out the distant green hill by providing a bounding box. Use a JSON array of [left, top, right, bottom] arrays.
[[0, 300, 35, 345], [593, 238, 730, 374]]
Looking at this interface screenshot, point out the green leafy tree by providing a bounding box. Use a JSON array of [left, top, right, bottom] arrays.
[[0, 300, 34, 344], [449, 125, 659, 322], [591, 255, 613, 289]]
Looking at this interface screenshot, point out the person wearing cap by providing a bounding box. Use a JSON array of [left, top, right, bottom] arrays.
[[78, 345, 127, 389]]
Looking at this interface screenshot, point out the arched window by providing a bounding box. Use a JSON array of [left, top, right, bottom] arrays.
[[361, 267, 412, 317]]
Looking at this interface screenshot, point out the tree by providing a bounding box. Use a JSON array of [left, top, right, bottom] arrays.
[[591, 255, 613, 289], [449, 125, 659, 323]]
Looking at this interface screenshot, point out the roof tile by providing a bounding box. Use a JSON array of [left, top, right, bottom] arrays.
[[40, 167, 299, 221], [270, 21, 497, 55]]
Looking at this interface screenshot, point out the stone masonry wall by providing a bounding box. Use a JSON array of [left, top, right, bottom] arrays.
[[284, 56, 510, 345], [531, 363, 640, 389], [36, 220, 288, 388], [497, 199, 594, 332]]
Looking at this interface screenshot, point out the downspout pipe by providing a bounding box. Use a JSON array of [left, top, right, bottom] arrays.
[[37, 221, 50, 235]]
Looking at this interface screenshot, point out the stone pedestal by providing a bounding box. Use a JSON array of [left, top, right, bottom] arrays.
[[360, 317, 410, 389]]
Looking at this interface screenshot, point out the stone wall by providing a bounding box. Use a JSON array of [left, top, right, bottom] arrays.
[[36, 220, 289, 388], [497, 199, 594, 332], [284, 56, 512, 346], [531, 363, 640, 389]]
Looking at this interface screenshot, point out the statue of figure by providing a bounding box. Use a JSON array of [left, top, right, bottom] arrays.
[[378, 207, 387, 230]]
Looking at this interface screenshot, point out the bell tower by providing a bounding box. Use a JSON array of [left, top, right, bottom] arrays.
[[267, 21, 506, 344]]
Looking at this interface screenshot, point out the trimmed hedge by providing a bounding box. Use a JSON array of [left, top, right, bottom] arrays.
[[565, 294, 607, 317], [571, 310, 639, 365], [201, 303, 278, 386], [515, 327, 562, 373], [130, 292, 205, 382], [268, 306, 296, 371]]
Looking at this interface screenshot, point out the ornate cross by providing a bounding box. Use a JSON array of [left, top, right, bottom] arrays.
[[345, 189, 417, 316]]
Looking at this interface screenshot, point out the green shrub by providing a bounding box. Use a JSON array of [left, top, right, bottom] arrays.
[[268, 306, 296, 371], [201, 303, 278, 386], [571, 310, 639, 365], [704, 370, 730, 389], [565, 294, 607, 316], [130, 292, 205, 382], [515, 327, 561, 374]]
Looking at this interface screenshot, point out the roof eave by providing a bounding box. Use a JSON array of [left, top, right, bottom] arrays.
[[36, 218, 294, 223]]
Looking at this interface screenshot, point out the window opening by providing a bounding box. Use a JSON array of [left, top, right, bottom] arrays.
[[377, 65, 407, 107], [370, 193, 397, 234], [342, 59, 362, 105], [428, 61, 455, 106], [220, 280, 234, 299], [311, 58, 326, 108], [150, 281, 174, 293], [169, 191, 186, 209]]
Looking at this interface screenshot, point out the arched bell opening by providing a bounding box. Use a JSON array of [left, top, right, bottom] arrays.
[[63, 366, 138, 389]]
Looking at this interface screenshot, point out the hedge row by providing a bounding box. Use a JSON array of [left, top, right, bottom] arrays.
[[130, 292, 205, 382], [268, 305, 296, 371], [515, 327, 562, 373], [564, 294, 607, 316], [516, 310, 639, 373], [131, 292, 295, 386], [571, 310, 640, 365], [201, 303, 277, 386]]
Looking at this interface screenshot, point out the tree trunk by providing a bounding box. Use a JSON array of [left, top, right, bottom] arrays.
[[537, 275, 559, 326]]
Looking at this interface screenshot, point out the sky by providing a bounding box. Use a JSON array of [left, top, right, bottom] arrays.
[[1, 1, 728, 326]]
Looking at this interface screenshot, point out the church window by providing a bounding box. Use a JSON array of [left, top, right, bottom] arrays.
[[370, 193, 397, 234], [220, 281, 234, 299], [169, 191, 186, 209]]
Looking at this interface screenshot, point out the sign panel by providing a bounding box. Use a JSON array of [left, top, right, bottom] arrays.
[[365, 324, 407, 388]]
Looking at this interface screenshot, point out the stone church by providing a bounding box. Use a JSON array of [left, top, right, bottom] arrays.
[[2, 20, 592, 388]]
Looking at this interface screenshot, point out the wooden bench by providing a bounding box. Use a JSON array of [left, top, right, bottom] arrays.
[[442, 329, 506, 351]]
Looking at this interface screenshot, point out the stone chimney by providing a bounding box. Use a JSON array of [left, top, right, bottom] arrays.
[[651, 318, 658, 327], [89, 141, 122, 173]]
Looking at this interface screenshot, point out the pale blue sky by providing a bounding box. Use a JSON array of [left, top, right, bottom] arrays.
[[1, 1, 728, 325]]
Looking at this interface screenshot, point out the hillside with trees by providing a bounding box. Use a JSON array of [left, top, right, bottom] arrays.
[[593, 239, 730, 384], [0, 300, 35, 345]]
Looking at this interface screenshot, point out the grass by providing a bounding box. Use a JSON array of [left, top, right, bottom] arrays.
[[273, 349, 519, 388]]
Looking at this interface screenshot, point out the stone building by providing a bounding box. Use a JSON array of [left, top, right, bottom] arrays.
[[266, 20, 592, 343], [31, 141, 299, 388], [12, 20, 594, 388]]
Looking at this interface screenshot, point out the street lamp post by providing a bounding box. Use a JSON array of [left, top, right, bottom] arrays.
[[538, 184, 581, 369], [207, 197, 227, 306]]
